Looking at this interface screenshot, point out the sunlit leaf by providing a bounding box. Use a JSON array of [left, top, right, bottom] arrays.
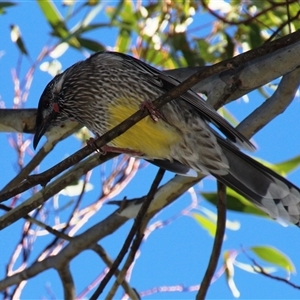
[[80, 2, 104, 28], [40, 60, 62, 77], [250, 245, 296, 273], [60, 180, 93, 197], [37, 0, 80, 48], [116, 28, 131, 53], [49, 42, 69, 59], [87, 0, 99, 6], [107, 1, 125, 23], [200, 206, 240, 231], [72, 23, 110, 35], [253, 155, 300, 177], [74, 126, 92, 143], [10, 24, 28, 55], [192, 212, 216, 237], [37, 0, 65, 36], [143, 48, 176, 69], [275, 155, 300, 175], [62, 0, 75, 6], [119, 0, 135, 24], [223, 250, 240, 298]]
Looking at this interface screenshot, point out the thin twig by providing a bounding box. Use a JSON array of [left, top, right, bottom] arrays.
[[90, 244, 140, 300], [196, 181, 227, 300], [90, 168, 165, 300], [246, 255, 300, 290]]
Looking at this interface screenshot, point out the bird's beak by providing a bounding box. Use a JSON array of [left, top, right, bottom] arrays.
[[33, 117, 50, 150], [33, 105, 60, 150]]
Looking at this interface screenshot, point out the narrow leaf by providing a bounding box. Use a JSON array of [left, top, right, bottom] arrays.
[[116, 28, 131, 53], [37, 0, 80, 48], [250, 245, 295, 273], [0, 1, 16, 14], [192, 213, 216, 237], [10, 24, 28, 55], [77, 37, 105, 52], [275, 155, 300, 175]]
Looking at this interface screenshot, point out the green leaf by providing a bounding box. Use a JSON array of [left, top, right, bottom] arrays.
[[119, 0, 136, 24], [250, 245, 295, 273], [142, 48, 177, 69], [223, 32, 234, 60], [37, 0, 64, 36], [253, 155, 300, 177], [60, 180, 93, 197], [202, 188, 267, 217], [79, 2, 104, 28], [10, 24, 28, 56], [37, 0, 80, 48], [0, 1, 16, 15], [248, 23, 263, 49], [195, 38, 217, 64], [171, 33, 202, 66], [79, 22, 110, 33], [107, 1, 125, 23], [275, 155, 300, 175], [192, 213, 216, 237], [87, 0, 100, 6], [116, 28, 131, 53], [77, 37, 105, 52], [223, 250, 240, 298]]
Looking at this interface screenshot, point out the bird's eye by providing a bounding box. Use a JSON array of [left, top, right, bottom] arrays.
[[43, 100, 50, 109]]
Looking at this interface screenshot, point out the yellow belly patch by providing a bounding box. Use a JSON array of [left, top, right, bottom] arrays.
[[107, 99, 181, 158]]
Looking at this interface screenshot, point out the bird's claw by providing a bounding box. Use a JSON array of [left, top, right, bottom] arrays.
[[140, 100, 165, 122]]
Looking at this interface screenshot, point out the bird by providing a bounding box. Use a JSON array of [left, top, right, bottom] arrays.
[[34, 51, 300, 227]]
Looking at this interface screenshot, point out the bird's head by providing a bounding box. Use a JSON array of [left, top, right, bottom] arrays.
[[33, 73, 67, 149], [33, 52, 119, 149]]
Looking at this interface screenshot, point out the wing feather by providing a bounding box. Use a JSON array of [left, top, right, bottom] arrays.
[[114, 51, 255, 151]]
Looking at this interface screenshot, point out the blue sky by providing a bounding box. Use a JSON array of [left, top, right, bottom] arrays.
[[1, 1, 300, 299]]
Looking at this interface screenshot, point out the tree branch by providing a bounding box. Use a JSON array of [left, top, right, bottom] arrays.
[[57, 265, 75, 300], [237, 67, 300, 137], [196, 182, 227, 300], [91, 168, 165, 299]]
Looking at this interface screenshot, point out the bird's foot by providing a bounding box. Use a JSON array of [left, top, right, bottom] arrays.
[[86, 136, 101, 153], [140, 100, 165, 122]]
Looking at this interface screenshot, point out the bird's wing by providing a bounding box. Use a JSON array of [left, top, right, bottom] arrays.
[[113, 51, 255, 152]]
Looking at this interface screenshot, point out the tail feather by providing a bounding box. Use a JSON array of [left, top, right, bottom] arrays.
[[216, 137, 300, 226]]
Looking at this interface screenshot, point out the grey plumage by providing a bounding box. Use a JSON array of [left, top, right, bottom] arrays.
[[34, 51, 300, 227]]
